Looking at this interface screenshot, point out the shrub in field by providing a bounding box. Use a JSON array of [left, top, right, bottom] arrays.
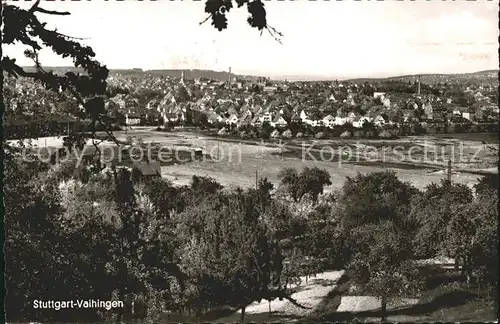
[[353, 130, 363, 138], [378, 130, 393, 139], [315, 132, 325, 139], [364, 130, 375, 138], [271, 129, 281, 138], [282, 129, 293, 139], [340, 131, 351, 138], [277, 167, 332, 204]]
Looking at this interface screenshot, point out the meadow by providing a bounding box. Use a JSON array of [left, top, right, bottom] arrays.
[[10, 128, 496, 191], [116, 129, 494, 191]]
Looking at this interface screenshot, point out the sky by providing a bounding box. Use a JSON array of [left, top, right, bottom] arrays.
[[4, 0, 499, 79]]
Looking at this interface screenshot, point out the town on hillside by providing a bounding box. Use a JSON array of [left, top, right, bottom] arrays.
[[3, 69, 499, 139]]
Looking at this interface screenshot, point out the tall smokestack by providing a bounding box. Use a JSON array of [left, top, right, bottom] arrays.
[[417, 76, 421, 96], [228, 67, 232, 89]]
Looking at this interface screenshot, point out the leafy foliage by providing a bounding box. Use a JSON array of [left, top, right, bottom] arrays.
[[277, 167, 332, 203], [339, 170, 419, 231], [191, 175, 224, 198], [2, 1, 112, 149], [172, 188, 303, 320], [473, 173, 499, 196], [2, 0, 277, 150], [203, 0, 281, 42], [445, 187, 498, 284], [7, 1, 497, 322], [347, 221, 423, 320], [410, 180, 473, 258]]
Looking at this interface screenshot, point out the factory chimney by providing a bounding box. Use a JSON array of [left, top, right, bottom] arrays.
[[417, 76, 421, 96], [228, 67, 232, 89]]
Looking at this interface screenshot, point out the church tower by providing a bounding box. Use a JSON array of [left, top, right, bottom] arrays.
[[178, 70, 191, 98]]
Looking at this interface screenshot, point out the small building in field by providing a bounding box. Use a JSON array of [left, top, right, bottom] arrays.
[[125, 114, 143, 126], [131, 160, 161, 182]]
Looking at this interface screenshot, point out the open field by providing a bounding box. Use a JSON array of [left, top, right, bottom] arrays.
[[9, 129, 497, 191], [432, 132, 498, 143], [129, 130, 494, 191]]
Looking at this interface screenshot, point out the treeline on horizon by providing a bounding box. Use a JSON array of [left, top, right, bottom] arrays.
[[18, 66, 499, 83], [18, 66, 257, 81]]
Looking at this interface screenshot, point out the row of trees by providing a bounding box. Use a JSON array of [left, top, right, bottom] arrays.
[[207, 120, 498, 142], [5, 149, 323, 322], [5, 146, 498, 322]]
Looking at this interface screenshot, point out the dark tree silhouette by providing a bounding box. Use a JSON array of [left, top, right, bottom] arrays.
[[202, 0, 281, 41], [2, 0, 110, 147]]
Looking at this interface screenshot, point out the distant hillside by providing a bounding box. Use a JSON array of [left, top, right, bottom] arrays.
[[18, 66, 498, 85], [21, 66, 86, 74], [20, 66, 263, 81], [347, 70, 499, 85], [144, 69, 261, 81]]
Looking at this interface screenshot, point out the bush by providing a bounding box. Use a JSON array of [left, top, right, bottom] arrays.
[[282, 129, 293, 139], [353, 130, 363, 138], [271, 129, 281, 138], [364, 130, 375, 138], [340, 131, 351, 138], [296, 132, 304, 138], [378, 130, 393, 139]]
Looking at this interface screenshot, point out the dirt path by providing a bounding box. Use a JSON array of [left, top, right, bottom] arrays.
[[217, 271, 345, 320]]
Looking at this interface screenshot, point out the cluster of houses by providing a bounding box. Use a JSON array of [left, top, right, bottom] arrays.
[[4, 70, 499, 137], [103, 71, 498, 132]]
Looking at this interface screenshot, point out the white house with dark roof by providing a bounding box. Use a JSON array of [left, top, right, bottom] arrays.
[[251, 115, 262, 126], [271, 113, 288, 128], [373, 115, 386, 126], [226, 113, 239, 125], [259, 112, 273, 124], [290, 112, 302, 124], [322, 114, 336, 128], [126, 114, 142, 125], [334, 116, 347, 126], [347, 112, 357, 123]]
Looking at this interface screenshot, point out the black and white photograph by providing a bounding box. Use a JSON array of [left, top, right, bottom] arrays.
[[2, 0, 499, 323]]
